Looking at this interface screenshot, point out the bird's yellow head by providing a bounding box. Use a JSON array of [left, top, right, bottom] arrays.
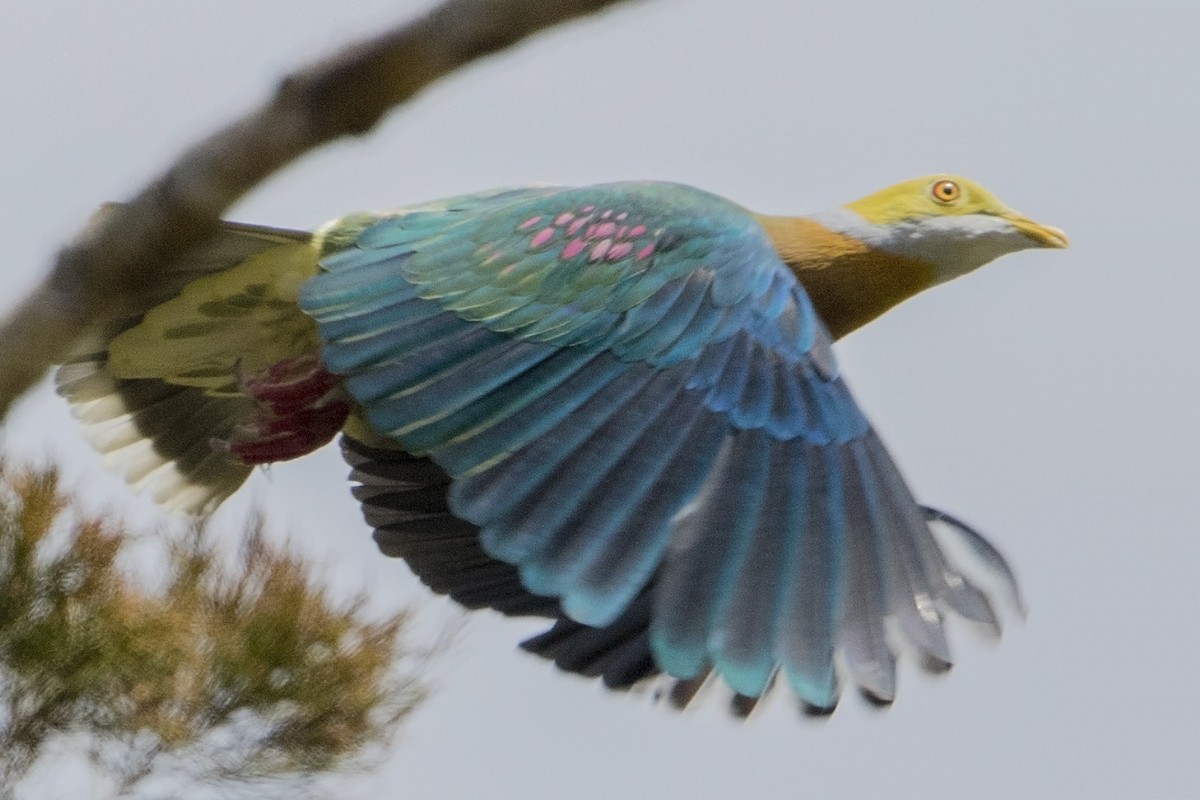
[[758, 174, 1067, 339], [820, 174, 1068, 285]]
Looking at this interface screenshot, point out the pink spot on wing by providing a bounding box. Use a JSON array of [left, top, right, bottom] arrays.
[[629, 225, 647, 238], [606, 242, 633, 261], [519, 216, 543, 230], [601, 210, 612, 219], [589, 239, 613, 261], [582, 205, 596, 212], [585, 224, 599, 239], [555, 212, 574, 226], [529, 227, 555, 249], [616, 226, 629, 239], [616, 212, 629, 221], [595, 221, 617, 238], [636, 243, 656, 260], [561, 238, 586, 259]]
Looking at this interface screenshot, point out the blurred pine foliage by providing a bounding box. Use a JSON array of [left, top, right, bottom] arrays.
[[0, 463, 429, 798]]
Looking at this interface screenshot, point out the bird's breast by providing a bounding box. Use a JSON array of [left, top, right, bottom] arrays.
[[756, 215, 937, 339]]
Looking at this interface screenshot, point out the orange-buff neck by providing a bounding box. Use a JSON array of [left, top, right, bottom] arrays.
[[755, 215, 938, 340]]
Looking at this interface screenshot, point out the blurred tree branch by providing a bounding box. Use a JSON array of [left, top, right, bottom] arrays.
[[0, 463, 432, 798], [0, 0, 633, 420]]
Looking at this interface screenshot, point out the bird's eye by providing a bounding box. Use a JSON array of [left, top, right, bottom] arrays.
[[930, 179, 961, 203]]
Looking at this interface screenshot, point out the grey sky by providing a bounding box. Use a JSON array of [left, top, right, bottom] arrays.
[[1, 1, 1197, 797]]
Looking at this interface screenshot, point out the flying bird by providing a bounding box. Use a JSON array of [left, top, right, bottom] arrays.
[[57, 175, 1066, 714]]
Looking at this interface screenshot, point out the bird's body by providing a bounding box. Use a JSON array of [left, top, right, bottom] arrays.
[[58, 176, 1065, 712]]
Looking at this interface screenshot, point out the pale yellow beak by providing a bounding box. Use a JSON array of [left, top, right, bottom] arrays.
[[1000, 210, 1070, 249]]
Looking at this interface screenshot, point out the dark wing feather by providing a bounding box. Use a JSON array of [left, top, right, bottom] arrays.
[[342, 431, 670, 689]]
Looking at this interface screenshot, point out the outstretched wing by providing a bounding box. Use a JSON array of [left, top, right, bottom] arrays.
[[303, 182, 1013, 708], [341, 433, 1020, 713]]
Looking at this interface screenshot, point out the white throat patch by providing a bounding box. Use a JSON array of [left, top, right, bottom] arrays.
[[810, 207, 1030, 285]]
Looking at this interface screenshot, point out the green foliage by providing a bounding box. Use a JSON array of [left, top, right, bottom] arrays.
[[0, 463, 428, 798]]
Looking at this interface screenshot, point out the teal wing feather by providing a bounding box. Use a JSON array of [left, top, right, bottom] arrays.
[[301, 182, 1014, 708]]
